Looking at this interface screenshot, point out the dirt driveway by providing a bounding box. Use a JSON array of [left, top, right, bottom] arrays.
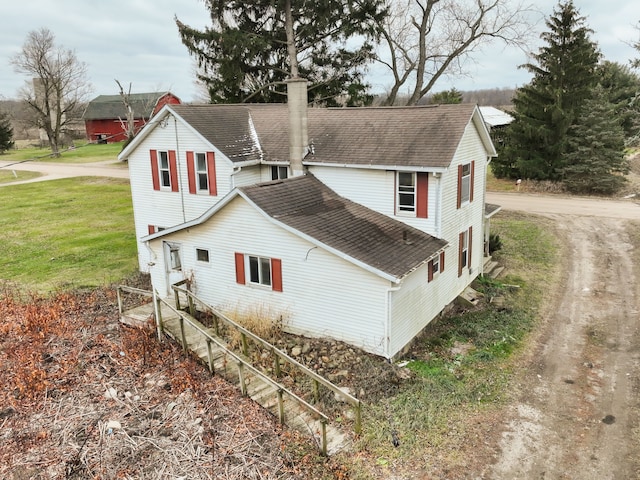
[[485, 193, 640, 479]]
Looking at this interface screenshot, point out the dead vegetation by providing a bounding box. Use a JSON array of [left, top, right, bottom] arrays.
[[0, 286, 337, 479]]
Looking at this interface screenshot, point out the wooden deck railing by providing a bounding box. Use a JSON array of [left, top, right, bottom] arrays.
[[169, 282, 362, 437]]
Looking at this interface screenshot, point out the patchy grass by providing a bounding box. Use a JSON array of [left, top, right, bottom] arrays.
[[2, 142, 124, 164], [0, 177, 137, 291], [341, 211, 560, 478], [0, 169, 41, 184]]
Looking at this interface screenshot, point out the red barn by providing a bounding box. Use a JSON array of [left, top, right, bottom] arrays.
[[83, 92, 181, 143]]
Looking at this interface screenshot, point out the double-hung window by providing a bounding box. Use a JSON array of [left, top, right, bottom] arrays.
[[187, 151, 217, 196], [158, 151, 171, 188], [457, 161, 475, 208], [196, 153, 209, 192], [396, 171, 428, 218], [150, 149, 178, 192], [458, 227, 473, 277], [397, 172, 416, 213]]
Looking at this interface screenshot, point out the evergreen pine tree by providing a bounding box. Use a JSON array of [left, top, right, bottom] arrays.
[[0, 111, 14, 154], [597, 61, 640, 143], [496, 1, 600, 180], [175, 0, 386, 105], [562, 86, 629, 194]]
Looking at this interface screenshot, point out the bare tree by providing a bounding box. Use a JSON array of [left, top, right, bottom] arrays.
[[374, 0, 535, 105], [10, 28, 92, 156], [115, 80, 136, 144]]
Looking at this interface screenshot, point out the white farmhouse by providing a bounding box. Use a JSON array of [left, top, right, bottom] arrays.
[[119, 84, 497, 359]]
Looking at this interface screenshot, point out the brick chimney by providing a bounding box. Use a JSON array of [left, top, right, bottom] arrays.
[[286, 77, 308, 177]]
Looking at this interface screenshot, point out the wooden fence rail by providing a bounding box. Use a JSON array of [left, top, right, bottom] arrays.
[[170, 283, 362, 435], [116, 284, 363, 455], [153, 290, 331, 455]]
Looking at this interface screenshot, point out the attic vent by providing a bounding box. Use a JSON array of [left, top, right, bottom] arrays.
[[403, 230, 413, 245]]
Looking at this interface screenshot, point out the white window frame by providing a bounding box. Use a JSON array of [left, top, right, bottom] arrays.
[[158, 151, 171, 189], [195, 152, 209, 192], [248, 255, 272, 287], [396, 171, 416, 215], [461, 230, 469, 268], [271, 165, 289, 180], [196, 248, 210, 263], [460, 163, 471, 205]]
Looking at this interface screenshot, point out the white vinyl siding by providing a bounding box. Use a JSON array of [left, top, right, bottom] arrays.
[[147, 197, 390, 357], [389, 261, 451, 356], [310, 166, 439, 236], [127, 116, 262, 271]]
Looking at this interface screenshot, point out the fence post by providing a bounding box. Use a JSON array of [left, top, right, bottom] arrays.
[[273, 349, 281, 377], [213, 314, 220, 336], [116, 287, 123, 314], [206, 339, 214, 374], [241, 332, 248, 357], [174, 288, 181, 311], [277, 389, 285, 424], [153, 290, 163, 341], [354, 400, 362, 435], [237, 362, 246, 395], [187, 293, 195, 317], [179, 317, 187, 352], [321, 419, 327, 456], [313, 379, 320, 403]]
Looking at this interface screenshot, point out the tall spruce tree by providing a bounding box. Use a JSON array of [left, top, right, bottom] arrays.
[[0, 111, 14, 154], [562, 86, 629, 194], [175, 0, 386, 105], [597, 61, 640, 143], [497, 1, 600, 180]]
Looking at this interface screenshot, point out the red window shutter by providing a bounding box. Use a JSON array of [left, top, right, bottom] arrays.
[[169, 150, 179, 192], [468, 226, 473, 269], [416, 172, 428, 218], [428, 260, 434, 282], [207, 151, 217, 196], [458, 232, 464, 277], [470, 161, 475, 202], [440, 251, 445, 272], [456, 164, 463, 209], [234, 253, 245, 285], [271, 258, 283, 292], [186, 151, 196, 194], [148, 225, 156, 235], [150, 150, 160, 191]]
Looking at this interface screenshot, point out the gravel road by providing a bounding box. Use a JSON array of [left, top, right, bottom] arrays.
[[486, 193, 640, 479]]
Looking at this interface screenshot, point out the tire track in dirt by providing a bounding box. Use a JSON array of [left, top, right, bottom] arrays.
[[489, 215, 640, 479]]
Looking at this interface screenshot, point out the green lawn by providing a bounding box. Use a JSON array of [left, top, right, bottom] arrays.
[[0, 169, 41, 184], [2, 142, 125, 164], [0, 177, 137, 291]]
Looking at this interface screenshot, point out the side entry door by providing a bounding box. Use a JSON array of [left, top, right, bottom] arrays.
[[163, 241, 184, 295]]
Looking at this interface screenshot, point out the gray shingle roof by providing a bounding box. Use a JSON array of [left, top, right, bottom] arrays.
[[240, 175, 447, 280], [168, 103, 480, 169], [84, 92, 171, 120], [169, 104, 265, 164]]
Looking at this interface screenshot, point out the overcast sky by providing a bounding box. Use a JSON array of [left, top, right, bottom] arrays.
[[0, 1, 638, 103]]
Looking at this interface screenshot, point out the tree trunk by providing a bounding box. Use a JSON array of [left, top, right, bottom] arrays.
[[284, 0, 299, 78]]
